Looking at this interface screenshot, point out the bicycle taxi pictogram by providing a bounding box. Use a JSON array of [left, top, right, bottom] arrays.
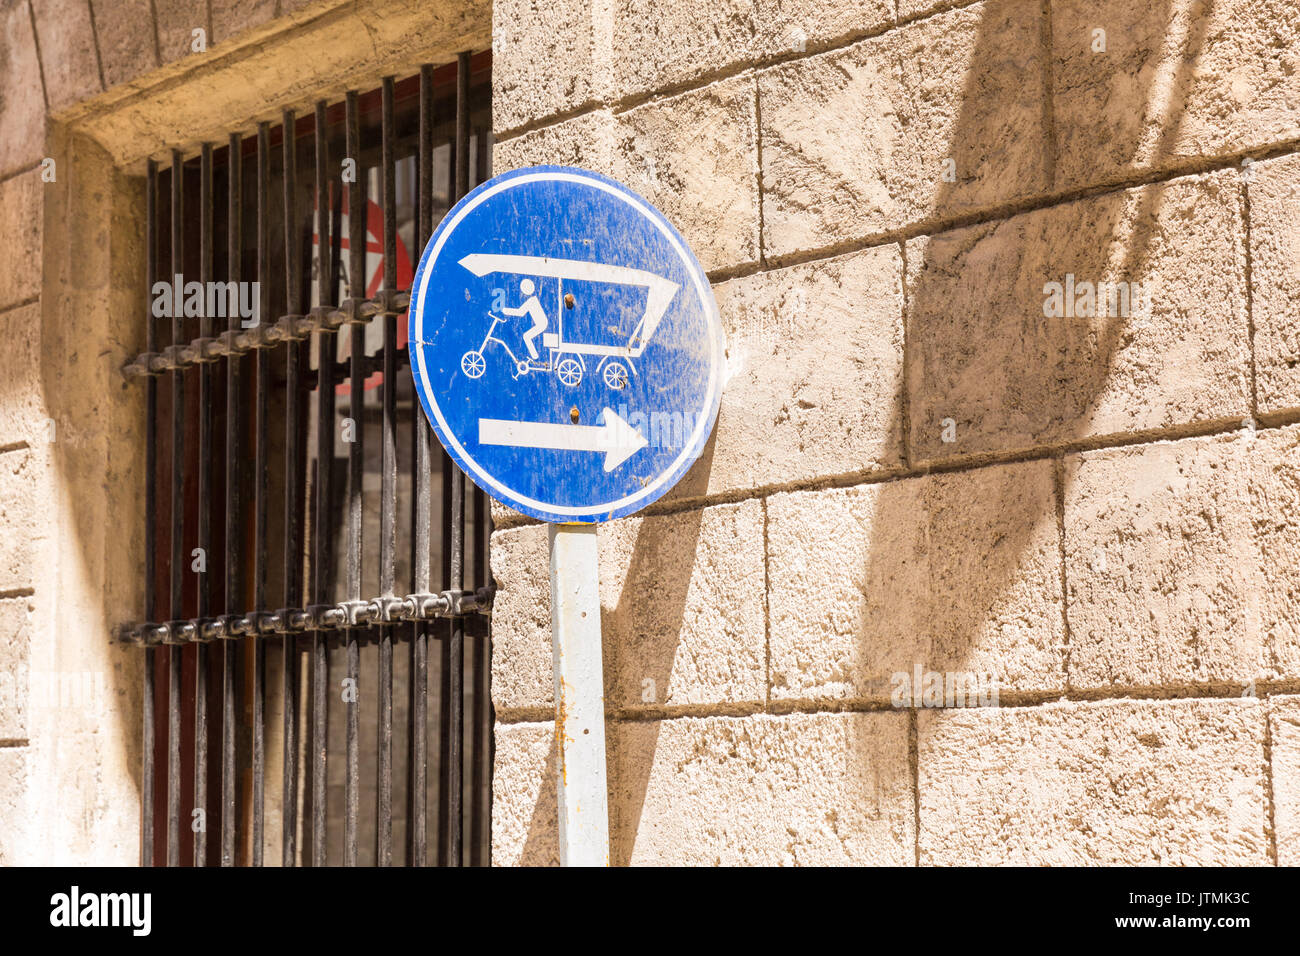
[[456, 253, 679, 391]]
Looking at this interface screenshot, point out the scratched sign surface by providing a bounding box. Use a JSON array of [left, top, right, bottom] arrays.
[[408, 166, 724, 524]]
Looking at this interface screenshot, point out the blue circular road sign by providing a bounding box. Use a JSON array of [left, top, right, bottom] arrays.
[[408, 166, 724, 524]]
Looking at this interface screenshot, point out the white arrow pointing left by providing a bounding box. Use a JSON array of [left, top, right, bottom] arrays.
[[479, 407, 649, 472]]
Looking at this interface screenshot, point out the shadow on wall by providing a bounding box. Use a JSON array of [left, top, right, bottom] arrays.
[[36, 127, 149, 863], [512, 435, 715, 866], [512, 0, 1238, 864], [845, 0, 1220, 700]]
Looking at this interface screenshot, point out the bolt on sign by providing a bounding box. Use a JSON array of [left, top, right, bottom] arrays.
[[407, 166, 724, 865]]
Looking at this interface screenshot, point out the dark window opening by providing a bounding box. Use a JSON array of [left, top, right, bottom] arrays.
[[125, 53, 495, 867]]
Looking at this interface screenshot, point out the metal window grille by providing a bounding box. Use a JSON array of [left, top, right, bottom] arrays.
[[118, 53, 495, 867]]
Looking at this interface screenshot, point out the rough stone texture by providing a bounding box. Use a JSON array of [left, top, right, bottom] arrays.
[[493, 108, 616, 174], [906, 169, 1248, 465], [491, 0, 897, 130], [694, 245, 904, 497], [610, 0, 900, 102], [75, 0, 490, 165], [611, 712, 913, 865], [1271, 695, 1300, 866], [30, 0, 103, 112], [1065, 434, 1260, 688], [1249, 425, 1300, 680], [754, 0, 895, 59], [0, 301, 43, 446], [0, 450, 41, 594], [492, 0, 604, 133], [5, 131, 146, 865], [0, 170, 43, 311], [768, 459, 1064, 701], [491, 721, 559, 866], [1051, 0, 1300, 191], [152, 0, 209, 66], [212, 0, 278, 45], [1248, 153, 1300, 416], [896, 0, 979, 18], [0, 598, 31, 739], [497, 79, 760, 274], [0, 748, 31, 863], [89, 0, 158, 89], [918, 698, 1270, 865], [612, 0, 759, 98], [493, 712, 914, 866], [488, 525, 553, 713], [0, 0, 45, 180], [1065, 427, 1300, 689], [599, 500, 766, 709], [759, 0, 1048, 261], [490, 499, 766, 712], [611, 76, 760, 273]]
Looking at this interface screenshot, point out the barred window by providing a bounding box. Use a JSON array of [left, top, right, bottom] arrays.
[[122, 53, 495, 867]]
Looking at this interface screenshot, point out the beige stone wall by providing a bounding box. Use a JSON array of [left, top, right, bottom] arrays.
[[0, 0, 490, 864], [489, 0, 1300, 864]]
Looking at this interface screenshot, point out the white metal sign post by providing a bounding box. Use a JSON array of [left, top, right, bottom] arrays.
[[407, 166, 723, 867], [548, 523, 609, 865]]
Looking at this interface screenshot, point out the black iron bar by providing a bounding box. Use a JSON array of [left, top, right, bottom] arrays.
[[281, 108, 302, 868], [376, 75, 397, 868], [344, 91, 364, 868], [437, 113, 456, 869], [143, 159, 158, 869], [221, 132, 242, 867], [253, 121, 271, 868], [167, 149, 185, 869], [447, 49, 471, 867], [471, 487, 489, 864], [410, 62, 435, 868], [194, 143, 213, 867], [469, 96, 492, 858], [310, 99, 333, 867]]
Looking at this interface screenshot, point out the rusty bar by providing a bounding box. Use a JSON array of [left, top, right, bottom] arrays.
[[446, 49, 472, 866], [221, 131, 242, 867], [167, 148, 185, 869], [471, 486, 490, 864], [376, 75, 397, 867], [281, 108, 302, 868], [344, 90, 363, 868], [142, 158, 158, 868], [410, 61, 435, 868], [194, 142, 213, 867], [252, 121, 271, 867], [310, 99, 333, 867]]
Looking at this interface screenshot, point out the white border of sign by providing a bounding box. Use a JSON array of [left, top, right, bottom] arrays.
[[410, 167, 723, 521]]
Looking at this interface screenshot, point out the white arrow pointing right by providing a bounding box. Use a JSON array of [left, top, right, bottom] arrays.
[[478, 407, 649, 472]]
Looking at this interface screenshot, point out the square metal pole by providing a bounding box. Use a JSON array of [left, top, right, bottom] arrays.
[[547, 523, 609, 867]]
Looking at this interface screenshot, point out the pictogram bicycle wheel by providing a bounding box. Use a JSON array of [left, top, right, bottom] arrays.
[[461, 350, 486, 378], [556, 357, 583, 387], [603, 362, 629, 390]]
